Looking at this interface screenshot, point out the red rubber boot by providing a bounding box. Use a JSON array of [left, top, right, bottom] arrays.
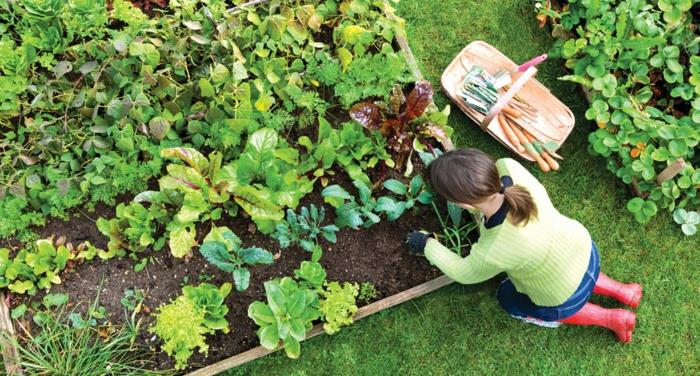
[[559, 303, 636, 343], [594, 273, 643, 308]]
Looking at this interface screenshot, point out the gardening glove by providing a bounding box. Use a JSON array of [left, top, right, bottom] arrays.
[[406, 230, 433, 256]]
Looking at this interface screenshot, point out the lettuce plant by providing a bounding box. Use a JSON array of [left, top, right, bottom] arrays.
[[150, 282, 231, 370], [0, 238, 74, 295], [198, 226, 274, 291], [247, 277, 321, 359], [320, 281, 359, 335]]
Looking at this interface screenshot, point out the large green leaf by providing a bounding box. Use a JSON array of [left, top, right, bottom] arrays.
[[238, 247, 274, 265], [258, 323, 280, 350], [287, 289, 307, 318], [265, 280, 287, 316], [248, 301, 275, 325], [283, 337, 301, 359], [169, 226, 196, 258], [161, 148, 209, 174], [199, 241, 237, 273], [234, 186, 284, 222]]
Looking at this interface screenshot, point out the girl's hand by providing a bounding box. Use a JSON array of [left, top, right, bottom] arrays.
[[406, 230, 433, 256]]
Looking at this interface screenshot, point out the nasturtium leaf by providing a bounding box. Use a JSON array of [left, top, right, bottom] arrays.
[[232, 61, 249, 81], [11, 304, 27, 320], [255, 92, 274, 112], [199, 78, 215, 97], [211, 64, 230, 83]]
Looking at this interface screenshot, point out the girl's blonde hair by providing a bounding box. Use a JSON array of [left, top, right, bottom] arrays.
[[427, 148, 537, 226]]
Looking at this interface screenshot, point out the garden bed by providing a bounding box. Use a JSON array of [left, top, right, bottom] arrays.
[[4, 171, 446, 371], [0, 1, 467, 374]]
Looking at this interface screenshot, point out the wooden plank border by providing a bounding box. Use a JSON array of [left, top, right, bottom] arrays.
[[0, 292, 23, 375], [187, 275, 454, 376]]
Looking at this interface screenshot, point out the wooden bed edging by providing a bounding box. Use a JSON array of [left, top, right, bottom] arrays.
[[0, 292, 23, 375], [187, 275, 454, 376]]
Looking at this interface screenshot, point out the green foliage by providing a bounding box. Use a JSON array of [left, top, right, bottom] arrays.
[[0, 238, 74, 295], [431, 201, 478, 257], [272, 205, 339, 252], [96, 199, 171, 259], [358, 281, 380, 303], [150, 282, 231, 370], [375, 175, 433, 220], [294, 260, 328, 290], [247, 277, 321, 359], [298, 117, 393, 187], [322, 180, 381, 229], [8, 291, 163, 376], [320, 281, 359, 335], [198, 226, 274, 291], [546, 0, 700, 229]]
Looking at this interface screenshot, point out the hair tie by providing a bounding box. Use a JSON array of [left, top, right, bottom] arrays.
[[499, 185, 506, 194]]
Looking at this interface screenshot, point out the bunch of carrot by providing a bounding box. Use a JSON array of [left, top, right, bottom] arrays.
[[496, 98, 560, 173]]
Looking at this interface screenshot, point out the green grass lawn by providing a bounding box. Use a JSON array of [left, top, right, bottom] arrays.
[[225, 1, 699, 374]]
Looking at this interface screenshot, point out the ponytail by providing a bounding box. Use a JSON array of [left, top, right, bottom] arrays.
[[502, 185, 537, 226]]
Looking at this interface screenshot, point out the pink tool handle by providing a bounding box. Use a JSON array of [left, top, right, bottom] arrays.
[[480, 66, 537, 130], [517, 54, 548, 72]]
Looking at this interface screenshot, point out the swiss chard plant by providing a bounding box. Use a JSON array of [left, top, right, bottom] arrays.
[[350, 81, 452, 169], [198, 226, 274, 291], [297, 117, 393, 187], [272, 205, 339, 253], [150, 282, 231, 370]]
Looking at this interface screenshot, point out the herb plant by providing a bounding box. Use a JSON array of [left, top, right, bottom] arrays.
[[198, 226, 274, 291], [358, 282, 380, 303]]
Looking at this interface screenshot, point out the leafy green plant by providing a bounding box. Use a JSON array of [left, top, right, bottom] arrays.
[[198, 226, 274, 291], [0, 238, 74, 295], [673, 208, 699, 236], [350, 81, 435, 168], [358, 282, 380, 303], [272, 205, 339, 252], [96, 200, 171, 259], [322, 180, 381, 229], [319, 281, 359, 335], [297, 117, 393, 187], [376, 175, 434, 220], [247, 277, 321, 359], [544, 0, 700, 231], [150, 282, 231, 370], [294, 260, 328, 289]]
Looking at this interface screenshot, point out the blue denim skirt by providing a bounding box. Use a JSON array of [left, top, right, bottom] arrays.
[[496, 242, 601, 322]]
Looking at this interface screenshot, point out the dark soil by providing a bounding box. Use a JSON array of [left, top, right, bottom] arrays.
[[4, 161, 449, 373]]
